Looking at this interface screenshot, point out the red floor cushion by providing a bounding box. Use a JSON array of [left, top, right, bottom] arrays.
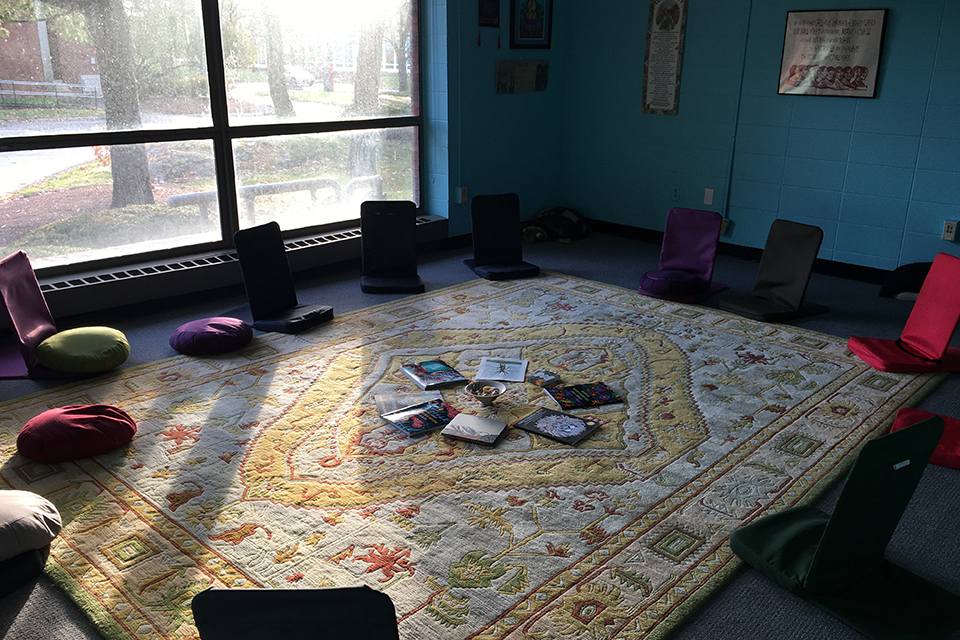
[[170, 316, 253, 355], [17, 405, 136, 463], [890, 407, 960, 470]]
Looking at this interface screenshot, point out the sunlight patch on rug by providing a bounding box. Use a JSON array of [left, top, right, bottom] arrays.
[[0, 273, 942, 640]]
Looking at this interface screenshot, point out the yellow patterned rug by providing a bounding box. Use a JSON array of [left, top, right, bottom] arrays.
[[0, 273, 942, 640]]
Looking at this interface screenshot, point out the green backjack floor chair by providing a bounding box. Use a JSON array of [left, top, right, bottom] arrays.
[[730, 415, 960, 640]]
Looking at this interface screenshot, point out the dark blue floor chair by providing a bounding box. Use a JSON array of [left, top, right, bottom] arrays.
[[192, 586, 400, 640], [234, 221, 333, 333], [464, 193, 539, 280], [360, 200, 425, 294]]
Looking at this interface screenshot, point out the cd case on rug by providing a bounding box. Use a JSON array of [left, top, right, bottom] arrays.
[[475, 357, 528, 382], [544, 382, 622, 410], [374, 391, 443, 416], [512, 407, 600, 445], [440, 413, 508, 445], [381, 398, 460, 435], [399, 360, 469, 390]]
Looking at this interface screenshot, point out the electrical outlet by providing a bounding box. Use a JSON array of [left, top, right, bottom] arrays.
[[943, 220, 957, 242], [671, 185, 680, 201]]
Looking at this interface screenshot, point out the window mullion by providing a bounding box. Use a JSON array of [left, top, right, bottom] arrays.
[[200, 0, 240, 245]]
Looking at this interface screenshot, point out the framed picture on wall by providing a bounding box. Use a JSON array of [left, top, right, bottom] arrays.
[[779, 9, 887, 98], [510, 0, 553, 49], [479, 0, 500, 27]]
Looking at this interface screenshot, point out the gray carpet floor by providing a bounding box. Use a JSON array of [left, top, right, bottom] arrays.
[[2, 232, 958, 639]]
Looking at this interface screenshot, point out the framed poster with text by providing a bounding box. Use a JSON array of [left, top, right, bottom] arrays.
[[779, 9, 887, 98], [641, 0, 688, 115]]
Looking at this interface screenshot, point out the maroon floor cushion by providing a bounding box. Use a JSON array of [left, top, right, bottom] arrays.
[[17, 405, 136, 463], [170, 316, 253, 355], [890, 407, 960, 470]]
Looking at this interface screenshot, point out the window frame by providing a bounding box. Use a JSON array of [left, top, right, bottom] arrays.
[[0, 0, 424, 280]]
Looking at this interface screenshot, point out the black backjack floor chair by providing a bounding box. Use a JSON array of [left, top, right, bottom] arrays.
[[719, 219, 828, 322], [192, 586, 399, 640]]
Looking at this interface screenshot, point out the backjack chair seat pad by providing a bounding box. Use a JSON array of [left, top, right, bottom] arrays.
[[17, 404, 137, 463], [169, 317, 253, 356], [730, 416, 960, 640], [0, 490, 61, 597], [35, 326, 130, 374], [848, 252, 960, 372], [637, 207, 726, 303]]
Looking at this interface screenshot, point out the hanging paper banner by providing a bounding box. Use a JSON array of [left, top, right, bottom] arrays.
[[642, 0, 688, 115]]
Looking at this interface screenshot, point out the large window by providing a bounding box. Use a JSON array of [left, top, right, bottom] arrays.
[[0, 0, 421, 273]]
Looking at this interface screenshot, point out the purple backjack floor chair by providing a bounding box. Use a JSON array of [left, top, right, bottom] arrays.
[[638, 207, 727, 303]]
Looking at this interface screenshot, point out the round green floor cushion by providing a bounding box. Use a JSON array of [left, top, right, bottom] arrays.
[[17, 405, 137, 463], [36, 326, 130, 373]]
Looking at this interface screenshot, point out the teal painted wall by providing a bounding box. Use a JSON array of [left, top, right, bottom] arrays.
[[425, 0, 565, 236], [427, 0, 960, 268]]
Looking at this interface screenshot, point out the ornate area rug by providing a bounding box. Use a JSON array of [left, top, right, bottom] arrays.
[[0, 273, 942, 640]]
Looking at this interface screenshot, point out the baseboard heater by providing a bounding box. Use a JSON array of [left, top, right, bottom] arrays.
[[38, 215, 448, 320]]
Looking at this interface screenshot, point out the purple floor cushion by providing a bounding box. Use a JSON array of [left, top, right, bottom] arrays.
[[17, 405, 137, 463], [170, 316, 253, 355]]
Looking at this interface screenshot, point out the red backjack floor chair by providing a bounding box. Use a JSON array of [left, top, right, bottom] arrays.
[[848, 252, 960, 372]]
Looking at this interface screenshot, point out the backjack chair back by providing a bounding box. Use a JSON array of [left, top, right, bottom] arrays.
[[0, 251, 129, 378], [637, 207, 726, 303], [848, 252, 960, 372], [234, 222, 333, 333], [360, 200, 425, 294], [0, 251, 58, 377], [192, 586, 400, 640], [464, 193, 539, 280], [730, 416, 960, 640], [719, 219, 828, 322]]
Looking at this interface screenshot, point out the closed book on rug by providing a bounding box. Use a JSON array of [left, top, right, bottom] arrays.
[[544, 382, 622, 410], [512, 407, 600, 445], [382, 398, 460, 435], [399, 360, 468, 390], [441, 413, 508, 445]]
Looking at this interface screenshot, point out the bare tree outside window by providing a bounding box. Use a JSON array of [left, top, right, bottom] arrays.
[[0, 0, 421, 270]]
